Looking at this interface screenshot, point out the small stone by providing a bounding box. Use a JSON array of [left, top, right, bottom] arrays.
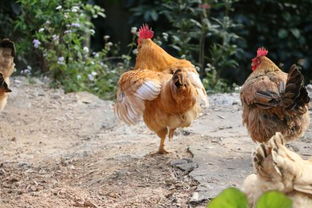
[[182, 130, 192, 136], [190, 192, 199, 203], [170, 158, 198, 174]]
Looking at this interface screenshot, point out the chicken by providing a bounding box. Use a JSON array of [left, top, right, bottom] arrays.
[[114, 25, 208, 154], [243, 132, 312, 208], [240, 48, 310, 143], [134, 24, 196, 74], [0, 39, 15, 111]]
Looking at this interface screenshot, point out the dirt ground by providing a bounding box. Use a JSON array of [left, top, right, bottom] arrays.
[[0, 77, 311, 208]]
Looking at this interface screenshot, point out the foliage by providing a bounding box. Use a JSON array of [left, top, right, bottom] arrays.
[[14, 0, 129, 99], [125, 0, 242, 93], [127, 0, 164, 23], [230, 0, 312, 82], [255, 191, 292, 208], [0, 1, 17, 39], [1, 0, 312, 97], [207, 188, 292, 208], [207, 187, 248, 208], [125, 0, 312, 88]]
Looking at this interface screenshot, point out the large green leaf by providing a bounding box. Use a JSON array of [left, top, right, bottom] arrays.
[[255, 191, 292, 208], [207, 188, 248, 208]]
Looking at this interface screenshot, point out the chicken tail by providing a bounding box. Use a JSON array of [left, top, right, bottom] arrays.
[[172, 69, 185, 88], [281, 65, 310, 113], [165, 69, 197, 113], [0, 73, 11, 93]]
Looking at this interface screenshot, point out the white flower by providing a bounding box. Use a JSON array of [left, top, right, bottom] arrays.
[[21, 69, 30, 75], [104, 35, 110, 40], [45, 20, 51, 24], [106, 42, 113, 46], [91, 71, 97, 76], [95, 53, 99, 58], [64, 30, 72, 34], [56, 5, 62, 10], [71, 6, 79, 12], [132, 49, 138, 54], [57, 57, 65, 65], [71, 23, 80, 27], [162, 32, 168, 41], [64, 13, 69, 19], [77, 74, 81, 79], [88, 74, 95, 81], [38, 28, 45, 32], [90, 29, 95, 35], [52, 34, 59, 41], [83, 47, 89, 53], [131, 27, 137, 34], [33, 39, 41, 48]]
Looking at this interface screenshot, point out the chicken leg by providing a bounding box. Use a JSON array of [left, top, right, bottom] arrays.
[[168, 128, 176, 141], [156, 128, 169, 154]]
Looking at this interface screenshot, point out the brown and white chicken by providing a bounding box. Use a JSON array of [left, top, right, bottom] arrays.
[[240, 48, 310, 143], [243, 132, 312, 208], [0, 39, 14, 111], [114, 25, 208, 154]]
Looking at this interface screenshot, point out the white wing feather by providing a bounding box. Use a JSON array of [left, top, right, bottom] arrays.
[[134, 81, 161, 100], [187, 72, 209, 107], [115, 80, 161, 125]]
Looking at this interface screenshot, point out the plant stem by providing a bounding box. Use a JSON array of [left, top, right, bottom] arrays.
[[199, 2, 209, 79]]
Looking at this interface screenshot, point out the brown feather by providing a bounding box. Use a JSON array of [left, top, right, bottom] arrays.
[[241, 57, 310, 143], [135, 39, 194, 73]]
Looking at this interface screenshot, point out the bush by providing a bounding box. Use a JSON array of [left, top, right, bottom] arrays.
[[126, 0, 242, 93], [125, 0, 312, 89], [3, 0, 311, 97], [14, 0, 129, 99], [233, 0, 312, 83]]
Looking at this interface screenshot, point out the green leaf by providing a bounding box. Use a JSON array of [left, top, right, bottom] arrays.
[[255, 191, 292, 208], [150, 10, 158, 21], [207, 188, 248, 208], [290, 28, 300, 38], [278, 29, 288, 39]]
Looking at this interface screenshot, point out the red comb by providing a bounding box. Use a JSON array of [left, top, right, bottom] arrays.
[[138, 24, 154, 39], [257, 47, 268, 57]]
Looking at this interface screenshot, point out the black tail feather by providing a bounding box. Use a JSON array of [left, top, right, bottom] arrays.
[[0, 73, 11, 93], [282, 65, 310, 111]]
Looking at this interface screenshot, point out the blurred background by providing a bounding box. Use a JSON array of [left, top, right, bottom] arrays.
[[1, 0, 312, 99]]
